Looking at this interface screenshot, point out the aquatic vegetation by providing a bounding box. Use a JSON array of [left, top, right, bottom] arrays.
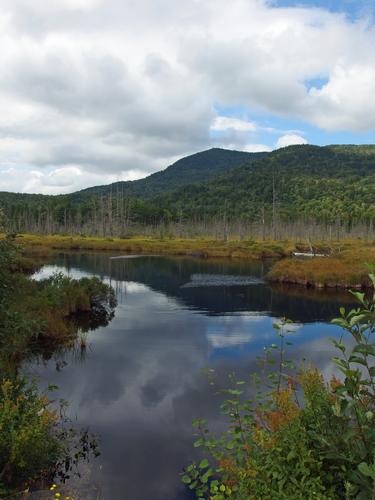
[[183, 283, 375, 499], [0, 237, 116, 367], [0, 235, 114, 494]]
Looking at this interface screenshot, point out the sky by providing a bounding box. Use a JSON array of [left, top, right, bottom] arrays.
[[0, 0, 375, 194]]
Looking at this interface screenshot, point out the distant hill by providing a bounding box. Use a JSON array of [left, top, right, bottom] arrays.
[[74, 148, 266, 200], [154, 144, 375, 223], [2, 144, 375, 235]]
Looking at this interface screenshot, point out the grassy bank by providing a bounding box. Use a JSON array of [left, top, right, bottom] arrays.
[[15, 233, 294, 259], [267, 245, 375, 289]]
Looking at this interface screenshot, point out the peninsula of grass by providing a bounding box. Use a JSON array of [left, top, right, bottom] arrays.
[[267, 246, 375, 289]]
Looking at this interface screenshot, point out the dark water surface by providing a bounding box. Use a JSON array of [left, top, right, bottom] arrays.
[[29, 254, 353, 499]]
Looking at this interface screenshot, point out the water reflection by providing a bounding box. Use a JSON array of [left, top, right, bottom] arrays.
[[28, 254, 353, 499]]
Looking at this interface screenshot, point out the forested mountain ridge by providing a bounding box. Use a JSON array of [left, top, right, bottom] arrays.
[[156, 144, 375, 224], [72, 147, 264, 201], [2, 144, 375, 237]]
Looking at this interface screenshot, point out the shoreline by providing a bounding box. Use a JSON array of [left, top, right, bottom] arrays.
[[11, 233, 375, 290]]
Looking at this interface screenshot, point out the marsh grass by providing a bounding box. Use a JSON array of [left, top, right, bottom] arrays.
[[14, 233, 294, 260], [268, 247, 375, 289]]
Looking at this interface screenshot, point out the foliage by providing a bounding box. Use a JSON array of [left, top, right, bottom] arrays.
[[0, 236, 116, 373], [0, 378, 100, 495], [183, 280, 375, 499], [0, 235, 113, 493]]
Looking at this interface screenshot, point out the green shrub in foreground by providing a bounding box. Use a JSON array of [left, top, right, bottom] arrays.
[[0, 377, 100, 496], [183, 274, 375, 499]]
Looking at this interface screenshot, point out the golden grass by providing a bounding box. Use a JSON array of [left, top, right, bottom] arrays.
[[14, 233, 295, 260], [268, 247, 375, 289]]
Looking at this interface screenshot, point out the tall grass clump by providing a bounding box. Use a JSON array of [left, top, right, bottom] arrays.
[[183, 276, 375, 499]]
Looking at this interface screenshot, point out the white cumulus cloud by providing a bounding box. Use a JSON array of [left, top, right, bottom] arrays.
[[276, 134, 308, 149], [211, 116, 257, 132]]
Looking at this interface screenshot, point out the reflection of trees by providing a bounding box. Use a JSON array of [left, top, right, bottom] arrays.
[[51, 253, 356, 323]]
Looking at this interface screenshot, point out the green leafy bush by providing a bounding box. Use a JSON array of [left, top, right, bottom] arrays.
[[183, 277, 375, 499], [0, 377, 100, 496]]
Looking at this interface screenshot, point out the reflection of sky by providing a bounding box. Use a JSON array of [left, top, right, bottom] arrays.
[[33, 265, 93, 281], [28, 256, 347, 500]]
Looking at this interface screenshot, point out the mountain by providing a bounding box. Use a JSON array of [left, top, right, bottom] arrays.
[[2, 144, 375, 235], [73, 147, 266, 200], [154, 144, 375, 224]]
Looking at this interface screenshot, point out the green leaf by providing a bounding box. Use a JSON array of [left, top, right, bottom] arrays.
[[201, 468, 214, 483], [350, 291, 366, 305], [181, 475, 191, 484], [353, 344, 375, 356], [348, 355, 368, 366], [332, 339, 346, 353], [226, 440, 236, 450], [199, 458, 209, 469], [331, 318, 348, 328], [358, 462, 375, 480]]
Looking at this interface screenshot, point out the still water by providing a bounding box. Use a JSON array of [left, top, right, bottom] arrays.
[[29, 253, 353, 499]]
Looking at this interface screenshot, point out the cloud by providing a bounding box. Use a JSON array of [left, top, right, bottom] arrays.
[[211, 116, 257, 132], [0, 165, 140, 195], [0, 0, 374, 193], [276, 134, 308, 148], [243, 143, 273, 152]]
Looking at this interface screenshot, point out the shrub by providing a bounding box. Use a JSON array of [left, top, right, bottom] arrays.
[[183, 277, 375, 499], [0, 377, 100, 496]]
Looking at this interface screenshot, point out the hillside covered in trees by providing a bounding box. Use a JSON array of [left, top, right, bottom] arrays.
[[77, 147, 264, 200], [2, 144, 375, 239]]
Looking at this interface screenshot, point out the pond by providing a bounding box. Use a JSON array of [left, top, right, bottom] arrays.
[[28, 253, 353, 499]]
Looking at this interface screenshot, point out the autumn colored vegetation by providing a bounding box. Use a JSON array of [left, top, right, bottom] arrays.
[[268, 245, 375, 289], [183, 288, 375, 499]]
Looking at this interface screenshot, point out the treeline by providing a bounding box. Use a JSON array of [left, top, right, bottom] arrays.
[[3, 144, 375, 240]]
